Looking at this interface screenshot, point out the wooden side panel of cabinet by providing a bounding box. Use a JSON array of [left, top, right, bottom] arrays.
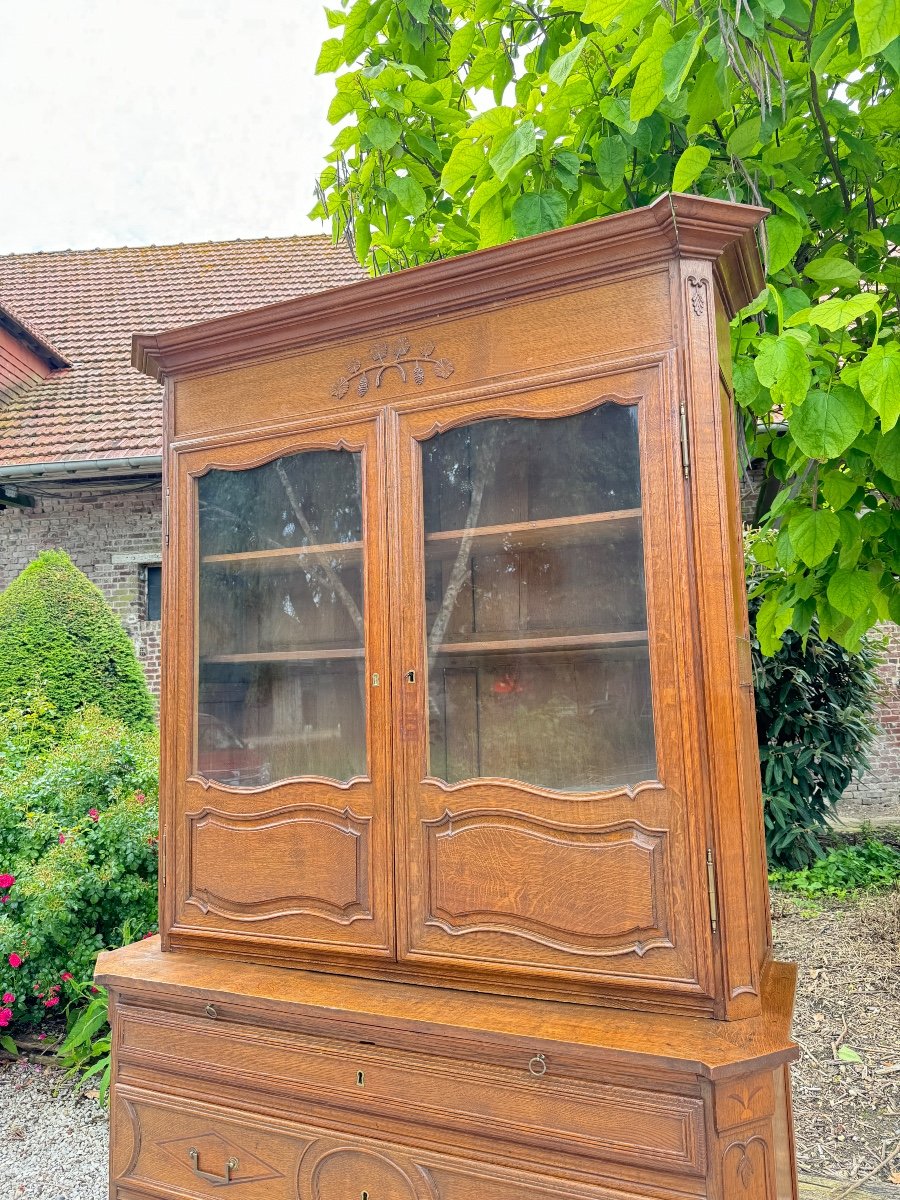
[[675, 260, 769, 1019]]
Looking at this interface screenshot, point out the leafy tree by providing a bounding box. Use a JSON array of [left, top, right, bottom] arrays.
[[313, 0, 900, 651], [0, 551, 155, 736]]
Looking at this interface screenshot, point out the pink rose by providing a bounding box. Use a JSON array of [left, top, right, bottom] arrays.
[[58, 834, 66, 844], [135, 791, 146, 804], [88, 808, 100, 822], [0, 874, 14, 889], [0, 1008, 11, 1027], [44, 996, 59, 1008], [60, 972, 73, 982], [8, 954, 22, 969], [2, 993, 13, 1004]]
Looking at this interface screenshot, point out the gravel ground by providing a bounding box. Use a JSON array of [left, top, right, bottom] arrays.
[[773, 888, 900, 1184], [0, 1061, 107, 1200], [0, 890, 895, 1198]]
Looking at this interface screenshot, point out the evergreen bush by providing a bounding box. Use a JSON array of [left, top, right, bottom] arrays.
[[749, 550, 881, 869], [0, 551, 154, 736]]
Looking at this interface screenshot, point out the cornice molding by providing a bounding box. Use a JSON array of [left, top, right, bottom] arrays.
[[133, 194, 766, 384]]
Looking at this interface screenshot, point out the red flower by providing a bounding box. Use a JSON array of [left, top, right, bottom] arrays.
[[0, 1008, 11, 1027], [8, 954, 22, 969], [37, 1033, 46, 1041], [0, 897, 7, 904], [135, 791, 146, 804], [88, 808, 100, 822], [0, 874, 14, 889], [44, 996, 59, 1008], [2, 993, 13, 1004], [58, 833, 66, 844], [60, 972, 73, 982]]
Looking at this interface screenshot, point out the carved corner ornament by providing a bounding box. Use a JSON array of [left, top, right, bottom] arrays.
[[687, 275, 709, 317], [331, 337, 454, 400]]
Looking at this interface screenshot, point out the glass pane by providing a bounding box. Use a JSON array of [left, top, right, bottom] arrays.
[[196, 450, 366, 786], [423, 404, 656, 791]]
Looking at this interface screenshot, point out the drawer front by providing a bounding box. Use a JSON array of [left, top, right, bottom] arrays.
[[117, 1005, 706, 1177], [111, 1087, 658, 1200]]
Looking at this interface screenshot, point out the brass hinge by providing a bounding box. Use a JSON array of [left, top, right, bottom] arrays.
[[706, 847, 719, 933], [164, 486, 170, 549], [679, 403, 691, 479]]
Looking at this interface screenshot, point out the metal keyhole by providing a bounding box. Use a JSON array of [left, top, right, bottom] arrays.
[[405, 670, 416, 683], [357, 1070, 365, 1086], [362, 1192, 369, 1200]]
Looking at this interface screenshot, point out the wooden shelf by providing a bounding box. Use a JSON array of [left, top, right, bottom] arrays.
[[436, 631, 648, 655], [201, 648, 364, 664], [424, 509, 641, 558], [201, 540, 363, 570]]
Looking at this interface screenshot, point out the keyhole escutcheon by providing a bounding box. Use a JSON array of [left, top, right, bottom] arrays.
[[357, 1070, 365, 1086], [405, 670, 416, 683]]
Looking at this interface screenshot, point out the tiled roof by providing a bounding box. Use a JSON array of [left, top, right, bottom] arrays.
[[0, 235, 364, 470]]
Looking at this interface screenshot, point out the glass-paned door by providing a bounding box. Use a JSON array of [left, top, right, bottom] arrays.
[[168, 419, 394, 959], [392, 381, 712, 999]]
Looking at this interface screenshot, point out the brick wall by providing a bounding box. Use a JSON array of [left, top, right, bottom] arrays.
[[0, 482, 162, 695], [841, 623, 900, 826]]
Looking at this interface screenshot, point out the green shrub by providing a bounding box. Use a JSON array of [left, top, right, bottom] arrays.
[[0, 551, 155, 737], [770, 839, 900, 899], [749, 580, 880, 870], [0, 707, 158, 1033]]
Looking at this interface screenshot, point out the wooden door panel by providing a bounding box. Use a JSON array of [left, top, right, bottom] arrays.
[[391, 367, 714, 999], [165, 417, 394, 959]]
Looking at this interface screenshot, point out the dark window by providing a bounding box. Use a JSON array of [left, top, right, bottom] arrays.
[[146, 565, 162, 622]]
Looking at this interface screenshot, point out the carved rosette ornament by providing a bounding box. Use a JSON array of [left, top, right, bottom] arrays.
[[331, 336, 454, 399]]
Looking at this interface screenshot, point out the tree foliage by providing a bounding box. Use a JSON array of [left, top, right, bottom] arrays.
[[0, 551, 155, 735], [313, 0, 900, 650]]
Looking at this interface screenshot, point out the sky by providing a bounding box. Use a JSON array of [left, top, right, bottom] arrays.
[[0, 0, 338, 254]]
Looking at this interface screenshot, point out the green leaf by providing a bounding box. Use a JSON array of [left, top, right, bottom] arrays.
[[859, 344, 900, 431], [767, 216, 803, 274], [662, 28, 706, 99], [789, 509, 840, 567], [686, 60, 726, 135], [629, 18, 674, 122], [388, 173, 427, 216], [854, 0, 900, 57], [803, 255, 862, 290], [449, 23, 478, 70], [727, 115, 761, 158], [407, 0, 431, 20], [754, 334, 811, 408], [837, 1044, 863, 1062], [441, 140, 485, 194], [0, 1034, 16, 1056], [550, 38, 588, 85], [365, 116, 402, 151], [822, 471, 859, 510], [594, 136, 629, 188], [511, 190, 567, 237], [672, 145, 711, 192], [787, 293, 881, 332], [827, 569, 879, 618], [316, 38, 345, 74], [469, 174, 506, 217], [489, 120, 536, 181], [790, 388, 867, 460], [874, 425, 900, 479], [756, 594, 794, 655]]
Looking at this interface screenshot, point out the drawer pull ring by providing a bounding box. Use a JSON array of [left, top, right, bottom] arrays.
[[205, 1003, 218, 1019], [528, 1053, 547, 1077], [189, 1147, 238, 1184]]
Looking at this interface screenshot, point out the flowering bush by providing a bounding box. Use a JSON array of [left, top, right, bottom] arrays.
[[0, 706, 158, 1032]]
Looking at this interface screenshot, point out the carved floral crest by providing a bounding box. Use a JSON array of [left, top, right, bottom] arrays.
[[331, 336, 454, 400]]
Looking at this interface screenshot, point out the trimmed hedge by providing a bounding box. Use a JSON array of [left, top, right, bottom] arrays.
[[0, 551, 154, 734]]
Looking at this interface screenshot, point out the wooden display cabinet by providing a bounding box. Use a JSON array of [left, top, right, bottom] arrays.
[[98, 193, 799, 1200]]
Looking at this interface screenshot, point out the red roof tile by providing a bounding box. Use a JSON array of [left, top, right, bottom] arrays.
[[0, 235, 364, 469]]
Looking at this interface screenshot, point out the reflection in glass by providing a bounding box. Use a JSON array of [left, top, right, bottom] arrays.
[[422, 404, 656, 791], [196, 451, 366, 785]]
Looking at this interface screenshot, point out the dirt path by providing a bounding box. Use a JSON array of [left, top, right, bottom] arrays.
[[772, 889, 900, 1184]]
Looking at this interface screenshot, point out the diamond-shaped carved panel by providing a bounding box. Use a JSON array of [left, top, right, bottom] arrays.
[[159, 1131, 284, 1188]]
